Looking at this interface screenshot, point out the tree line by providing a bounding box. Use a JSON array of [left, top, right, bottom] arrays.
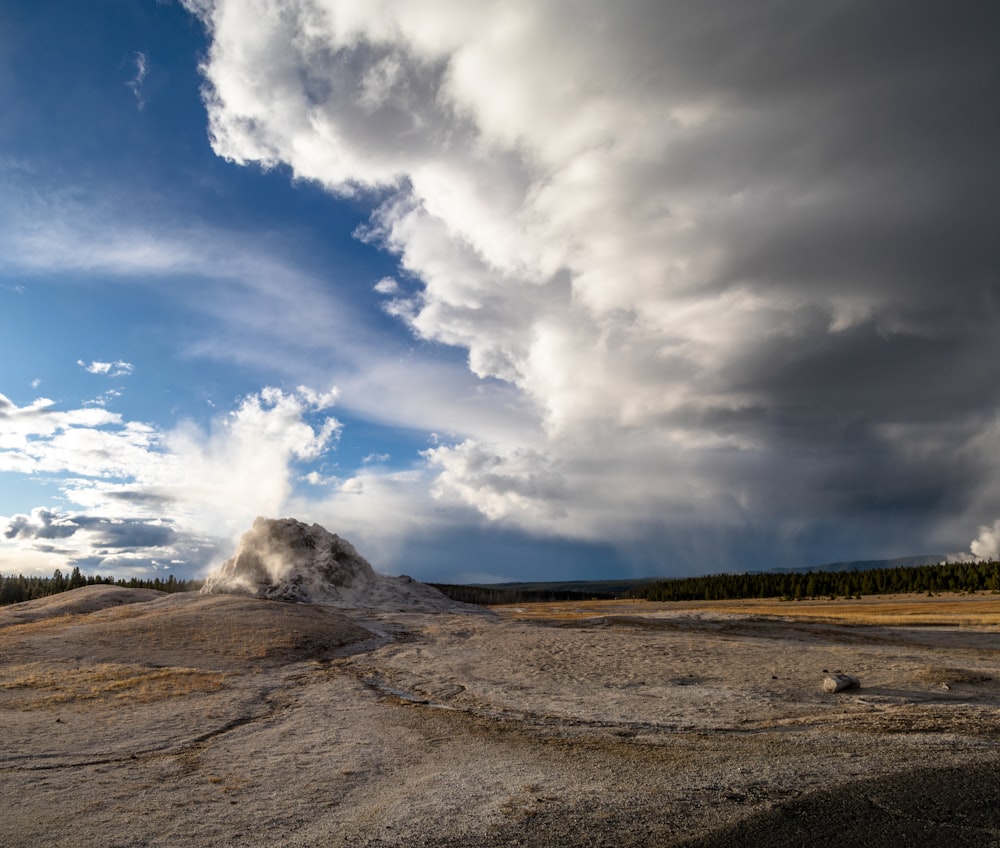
[[6, 560, 1000, 609], [434, 561, 1000, 606], [0, 567, 202, 607], [630, 560, 1000, 602], [429, 584, 619, 606]]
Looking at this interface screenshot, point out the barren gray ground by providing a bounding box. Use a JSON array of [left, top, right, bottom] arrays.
[[2, 587, 1000, 846]]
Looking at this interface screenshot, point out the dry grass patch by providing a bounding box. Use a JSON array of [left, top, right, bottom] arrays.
[[698, 597, 1000, 627], [94, 614, 305, 662], [0, 613, 79, 636], [915, 665, 994, 686], [495, 595, 1000, 628], [0, 660, 225, 708], [492, 599, 654, 622]]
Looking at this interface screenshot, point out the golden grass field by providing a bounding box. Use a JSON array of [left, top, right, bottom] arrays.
[[494, 592, 1000, 627]]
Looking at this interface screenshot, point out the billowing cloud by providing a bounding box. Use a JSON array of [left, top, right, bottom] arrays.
[[0, 391, 142, 477], [0, 386, 343, 576], [180, 0, 1000, 569], [5, 508, 79, 541]]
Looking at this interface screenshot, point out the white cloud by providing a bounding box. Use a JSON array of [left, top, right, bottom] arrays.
[[424, 439, 567, 526], [303, 470, 335, 486], [85, 389, 124, 408], [78, 359, 134, 377], [0, 392, 141, 476], [287, 464, 477, 571], [373, 276, 400, 295]]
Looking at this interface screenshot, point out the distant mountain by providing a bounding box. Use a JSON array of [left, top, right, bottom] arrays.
[[761, 554, 945, 575]]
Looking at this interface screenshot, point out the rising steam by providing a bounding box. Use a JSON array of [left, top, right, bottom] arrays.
[[947, 519, 1000, 563]]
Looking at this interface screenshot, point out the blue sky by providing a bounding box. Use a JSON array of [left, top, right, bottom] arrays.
[[2, 0, 999, 583]]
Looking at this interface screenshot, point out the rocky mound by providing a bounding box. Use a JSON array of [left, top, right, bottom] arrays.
[[202, 517, 471, 612]]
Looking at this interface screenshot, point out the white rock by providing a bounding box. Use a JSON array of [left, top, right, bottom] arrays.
[[822, 673, 860, 693]]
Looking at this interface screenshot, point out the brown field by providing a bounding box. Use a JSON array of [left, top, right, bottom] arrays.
[[495, 592, 1000, 627], [3, 587, 1000, 847]]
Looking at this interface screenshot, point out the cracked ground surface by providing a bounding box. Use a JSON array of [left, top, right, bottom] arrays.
[[2, 587, 1000, 847]]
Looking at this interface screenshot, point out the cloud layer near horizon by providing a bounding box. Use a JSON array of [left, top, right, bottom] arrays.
[[179, 0, 1000, 566]]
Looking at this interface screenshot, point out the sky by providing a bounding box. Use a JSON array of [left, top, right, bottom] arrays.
[[1, 0, 999, 584]]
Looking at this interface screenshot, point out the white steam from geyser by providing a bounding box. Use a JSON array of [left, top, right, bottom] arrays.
[[202, 516, 470, 612], [947, 519, 1000, 564]]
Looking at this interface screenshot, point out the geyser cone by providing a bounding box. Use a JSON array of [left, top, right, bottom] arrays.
[[202, 517, 473, 612]]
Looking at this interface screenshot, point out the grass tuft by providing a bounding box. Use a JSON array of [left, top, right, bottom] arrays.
[[0, 661, 225, 708]]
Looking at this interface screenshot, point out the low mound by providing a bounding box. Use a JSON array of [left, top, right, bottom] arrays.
[[0, 584, 165, 625], [202, 516, 470, 612], [1, 592, 376, 681]]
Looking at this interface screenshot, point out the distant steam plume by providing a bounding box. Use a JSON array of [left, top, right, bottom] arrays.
[[947, 519, 1000, 563]]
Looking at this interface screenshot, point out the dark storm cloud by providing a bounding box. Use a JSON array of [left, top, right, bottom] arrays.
[[68, 533, 227, 580], [4, 509, 78, 540], [666, 1, 1000, 550], [72, 516, 178, 549], [663, 2, 999, 303], [105, 490, 175, 509], [4, 510, 176, 549], [644, 1, 999, 314]]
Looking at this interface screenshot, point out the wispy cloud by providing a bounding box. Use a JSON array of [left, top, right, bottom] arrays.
[[78, 359, 134, 377], [0, 170, 536, 452], [127, 50, 149, 109], [84, 389, 123, 408]]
